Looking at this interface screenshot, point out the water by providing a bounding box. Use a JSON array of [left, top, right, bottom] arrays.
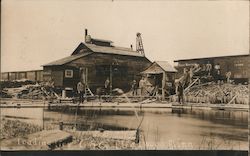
[[1, 106, 248, 150]]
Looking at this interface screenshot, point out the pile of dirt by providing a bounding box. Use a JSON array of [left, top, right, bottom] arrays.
[[0, 118, 42, 140]]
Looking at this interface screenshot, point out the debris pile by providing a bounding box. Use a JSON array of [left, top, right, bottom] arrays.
[[0, 118, 42, 140], [0, 80, 36, 89], [174, 83, 249, 104], [0, 83, 58, 100], [0, 90, 12, 98]]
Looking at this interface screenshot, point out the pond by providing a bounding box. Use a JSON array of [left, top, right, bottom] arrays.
[[1, 106, 248, 150]]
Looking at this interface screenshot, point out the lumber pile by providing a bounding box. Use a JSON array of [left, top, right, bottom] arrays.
[[0, 83, 58, 100], [172, 83, 249, 104]]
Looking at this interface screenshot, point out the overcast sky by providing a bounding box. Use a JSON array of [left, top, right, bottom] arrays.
[[1, 0, 249, 72]]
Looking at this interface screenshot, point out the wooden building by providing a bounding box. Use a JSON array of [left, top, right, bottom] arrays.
[[174, 54, 250, 83], [43, 30, 151, 93], [141, 61, 177, 99]]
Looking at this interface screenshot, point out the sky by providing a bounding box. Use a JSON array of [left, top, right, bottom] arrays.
[[1, 0, 249, 72]]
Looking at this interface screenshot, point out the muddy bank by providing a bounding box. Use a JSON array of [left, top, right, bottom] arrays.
[[0, 118, 42, 140], [62, 131, 141, 150]]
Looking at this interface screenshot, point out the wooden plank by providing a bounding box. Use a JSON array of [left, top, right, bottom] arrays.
[[227, 94, 238, 104], [0, 130, 73, 150], [28, 130, 73, 149], [184, 78, 199, 93]]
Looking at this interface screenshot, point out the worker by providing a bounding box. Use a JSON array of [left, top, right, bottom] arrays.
[[176, 81, 184, 104], [206, 61, 212, 76], [214, 63, 221, 84], [104, 77, 110, 95], [131, 79, 137, 96], [226, 71, 232, 83], [77, 80, 85, 104], [139, 76, 146, 96]]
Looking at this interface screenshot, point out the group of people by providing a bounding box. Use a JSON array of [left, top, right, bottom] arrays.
[[130, 77, 149, 96], [77, 77, 111, 104]]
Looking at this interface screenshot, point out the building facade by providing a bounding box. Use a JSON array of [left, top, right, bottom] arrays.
[[43, 33, 152, 93]]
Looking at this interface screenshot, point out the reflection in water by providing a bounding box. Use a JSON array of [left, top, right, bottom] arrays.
[[1, 107, 248, 149]]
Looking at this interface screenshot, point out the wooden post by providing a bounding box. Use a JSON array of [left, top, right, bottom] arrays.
[[15, 72, 17, 80], [35, 71, 37, 81], [162, 72, 166, 100], [85, 68, 88, 86], [7, 72, 10, 81], [59, 122, 64, 130], [110, 65, 112, 95], [85, 68, 88, 96]]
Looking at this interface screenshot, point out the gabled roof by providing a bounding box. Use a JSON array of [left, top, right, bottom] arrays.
[[141, 61, 177, 74], [92, 38, 113, 43], [84, 43, 144, 57], [42, 52, 92, 66], [155, 61, 177, 72], [43, 42, 145, 66]]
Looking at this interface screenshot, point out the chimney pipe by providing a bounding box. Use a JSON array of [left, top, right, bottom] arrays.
[[85, 29, 88, 37]]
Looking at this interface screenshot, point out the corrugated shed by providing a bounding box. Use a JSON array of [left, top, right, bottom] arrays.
[[43, 52, 92, 66]]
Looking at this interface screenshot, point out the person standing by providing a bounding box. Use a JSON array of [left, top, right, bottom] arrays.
[[206, 61, 212, 76], [77, 80, 85, 104], [139, 77, 146, 96], [104, 77, 110, 95], [131, 79, 137, 96], [226, 71, 231, 83], [214, 63, 221, 84], [176, 81, 184, 104]]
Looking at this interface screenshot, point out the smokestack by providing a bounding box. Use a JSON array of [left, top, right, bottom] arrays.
[[85, 29, 88, 37], [85, 29, 91, 43]]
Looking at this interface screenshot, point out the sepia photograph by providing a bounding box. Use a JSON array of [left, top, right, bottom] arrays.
[[0, 0, 249, 154]]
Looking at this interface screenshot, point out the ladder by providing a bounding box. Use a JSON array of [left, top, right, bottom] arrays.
[[85, 86, 94, 96]]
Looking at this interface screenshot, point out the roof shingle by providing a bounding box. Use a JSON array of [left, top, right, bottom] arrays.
[[42, 52, 92, 66]]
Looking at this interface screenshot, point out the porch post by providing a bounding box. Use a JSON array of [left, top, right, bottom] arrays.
[[162, 72, 166, 100], [110, 65, 113, 95]]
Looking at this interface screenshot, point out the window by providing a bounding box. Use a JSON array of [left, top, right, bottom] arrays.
[[235, 63, 244, 67], [234, 60, 244, 68], [65, 69, 73, 78]]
